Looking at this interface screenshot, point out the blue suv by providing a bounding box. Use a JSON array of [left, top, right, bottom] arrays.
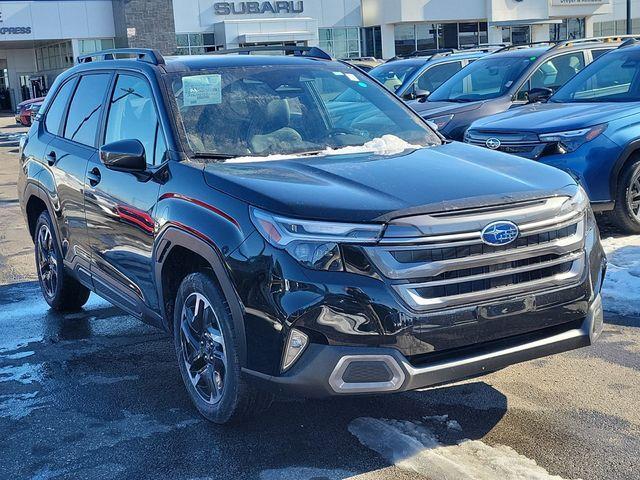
[[466, 41, 640, 233]]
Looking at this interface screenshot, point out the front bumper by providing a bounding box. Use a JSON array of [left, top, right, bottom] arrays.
[[245, 294, 604, 398]]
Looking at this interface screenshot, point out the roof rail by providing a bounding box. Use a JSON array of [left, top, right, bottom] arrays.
[[551, 34, 640, 50], [77, 48, 165, 65], [492, 41, 559, 54], [209, 45, 332, 60], [619, 37, 640, 48]]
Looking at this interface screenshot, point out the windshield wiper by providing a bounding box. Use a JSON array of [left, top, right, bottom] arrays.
[[191, 152, 238, 160]]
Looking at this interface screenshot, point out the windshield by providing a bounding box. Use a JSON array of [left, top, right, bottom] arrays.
[[551, 49, 640, 103], [369, 62, 422, 91], [428, 55, 535, 102], [166, 63, 439, 158]]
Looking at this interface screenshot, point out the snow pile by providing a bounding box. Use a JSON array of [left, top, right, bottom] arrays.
[[349, 417, 575, 480], [601, 235, 640, 317], [226, 134, 422, 163]]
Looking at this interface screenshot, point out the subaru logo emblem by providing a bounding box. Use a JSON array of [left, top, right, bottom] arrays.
[[481, 221, 519, 246], [486, 138, 501, 150]]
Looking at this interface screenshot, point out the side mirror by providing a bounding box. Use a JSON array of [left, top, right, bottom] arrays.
[[403, 84, 431, 101], [99, 139, 146, 172], [414, 88, 431, 102], [526, 87, 553, 104]]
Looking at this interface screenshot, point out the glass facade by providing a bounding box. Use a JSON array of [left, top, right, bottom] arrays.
[[394, 22, 488, 56], [319, 27, 361, 59], [361, 26, 382, 58], [36, 41, 76, 72], [593, 18, 640, 36], [549, 18, 586, 41], [176, 33, 218, 55], [77, 38, 115, 56]]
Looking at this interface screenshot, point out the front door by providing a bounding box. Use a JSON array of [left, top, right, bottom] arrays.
[[84, 72, 167, 316]]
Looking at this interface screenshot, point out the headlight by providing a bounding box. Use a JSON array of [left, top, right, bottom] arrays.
[[539, 124, 607, 154], [250, 208, 383, 271], [427, 114, 454, 131], [559, 185, 590, 217]]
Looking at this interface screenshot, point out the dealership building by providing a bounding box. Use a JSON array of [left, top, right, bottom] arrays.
[[0, 0, 634, 109]]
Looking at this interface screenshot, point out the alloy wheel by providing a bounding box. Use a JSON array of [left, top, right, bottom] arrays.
[[179, 292, 227, 405], [36, 224, 58, 298], [628, 168, 640, 220]]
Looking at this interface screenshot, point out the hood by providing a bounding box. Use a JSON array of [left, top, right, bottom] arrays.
[[202, 142, 576, 223], [407, 99, 485, 118], [471, 101, 640, 134]]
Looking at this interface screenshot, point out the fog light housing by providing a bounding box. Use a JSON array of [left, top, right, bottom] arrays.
[[282, 328, 309, 372]]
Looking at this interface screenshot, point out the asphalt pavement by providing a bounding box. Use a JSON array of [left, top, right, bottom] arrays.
[[0, 117, 638, 480]]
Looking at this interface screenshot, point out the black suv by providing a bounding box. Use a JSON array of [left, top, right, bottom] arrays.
[[410, 37, 627, 140], [18, 47, 606, 424]]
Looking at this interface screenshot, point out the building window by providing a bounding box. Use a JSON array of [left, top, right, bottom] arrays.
[[361, 26, 382, 58], [35, 40, 77, 73], [594, 18, 640, 36], [550, 18, 586, 41], [500, 26, 531, 46], [176, 33, 218, 55], [77, 39, 115, 56], [319, 27, 361, 59], [394, 22, 489, 56]]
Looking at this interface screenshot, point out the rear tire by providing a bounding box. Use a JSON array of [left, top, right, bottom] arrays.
[[34, 211, 91, 311], [609, 158, 640, 234], [173, 271, 273, 424]]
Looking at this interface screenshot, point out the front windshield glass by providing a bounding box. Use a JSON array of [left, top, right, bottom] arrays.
[[369, 62, 422, 91], [428, 55, 535, 102], [551, 49, 640, 103], [166, 63, 440, 158]]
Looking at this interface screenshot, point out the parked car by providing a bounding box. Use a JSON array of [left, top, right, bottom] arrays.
[[18, 46, 605, 424], [15, 96, 45, 126], [369, 50, 491, 108], [466, 40, 640, 234], [409, 37, 628, 140], [343, 56, 383, 72]]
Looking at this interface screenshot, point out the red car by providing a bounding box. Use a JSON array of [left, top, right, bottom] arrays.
[[15, 96, 45, 126]]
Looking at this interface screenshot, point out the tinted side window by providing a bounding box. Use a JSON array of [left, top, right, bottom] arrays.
[[591, 49, 613, 60], [530, 52, 586, 91], [105, 74, 165, 165], [417, 62, 463, 92], [45, 79, 75, 135], [64, 74, 111, 147]]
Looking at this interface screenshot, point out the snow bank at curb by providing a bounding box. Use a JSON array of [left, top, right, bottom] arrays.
[[226, 135, 422, 163], [600, 235, 640, 317], [349, 417, 576, 480]]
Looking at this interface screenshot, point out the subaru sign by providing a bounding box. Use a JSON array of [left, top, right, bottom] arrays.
[[481, 221, 519, 246]]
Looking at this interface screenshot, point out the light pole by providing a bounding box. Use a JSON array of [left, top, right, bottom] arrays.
[[628, 0, 633, 35]]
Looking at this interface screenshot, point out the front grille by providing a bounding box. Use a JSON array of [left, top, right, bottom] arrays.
[[365, 196, 586, 311], [465, 130, 551, 159]]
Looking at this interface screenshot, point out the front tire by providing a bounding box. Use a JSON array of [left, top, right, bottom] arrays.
[[609, 158, 640, 234], [173, 272, 272, 424], [34, 211, 90, 311]]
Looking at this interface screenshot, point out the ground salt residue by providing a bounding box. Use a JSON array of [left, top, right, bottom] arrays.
[[348, 417, 577, 480]]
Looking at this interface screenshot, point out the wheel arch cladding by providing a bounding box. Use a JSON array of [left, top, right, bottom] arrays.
[[611, 143, 640, 199], [155, 227, 247, 366]]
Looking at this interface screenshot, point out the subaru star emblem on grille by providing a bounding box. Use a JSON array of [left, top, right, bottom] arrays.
[[485, 138, 501, 150], [481, 221, 519, 246]]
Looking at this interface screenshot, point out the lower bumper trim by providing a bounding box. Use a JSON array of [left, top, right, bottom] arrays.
[[244, 294, 602, 398]]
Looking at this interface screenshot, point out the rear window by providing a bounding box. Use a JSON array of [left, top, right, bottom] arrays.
[[64, 73, 111, 147], [44, 79, 75, 135]]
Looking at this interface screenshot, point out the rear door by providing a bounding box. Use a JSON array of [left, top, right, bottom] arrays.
[[84, 72, 167, 316], [43, 73, 111, 276]]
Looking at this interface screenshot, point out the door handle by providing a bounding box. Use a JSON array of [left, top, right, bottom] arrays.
[[46, 151, 56, 166], [87, 167, 102, 187]]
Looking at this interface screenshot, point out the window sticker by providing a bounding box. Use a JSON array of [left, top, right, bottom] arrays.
[[182, 74, 222, 106], [346, 73, 359, 82], [332, 71, 345, 76]]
